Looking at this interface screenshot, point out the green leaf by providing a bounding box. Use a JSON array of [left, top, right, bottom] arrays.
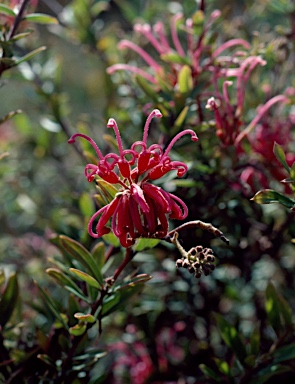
[[174, 105, 189, 130], [214, 358, 231, 375], [214, 314, 248, 367], [14, 46, 47, 66], [160, 52, 190, 65], [0, 273, 19, 328], [251, 189, 295, 209], [265, 282, 282, 334], [96, 178, 119, 202], [265, 282, 292, 333], [74, 312, 96, 323], [10, 31, 33, 42], [249, 364, 292, 384], [69, 323, 87, 336], [277, 293, 293, 327], [46, 268, 91, 303], [273, 344, 295, 364], [37, 354, 56, 368], [273, 142, 290, 173], [178, 65, 193, 95], [60, 235, 103, 285], [79, 192, 94, 218], [133, 238, 160, 252], [101, 293, 121, 316], [36, 284, 68, 329], [69, 268, 102, 289], [135, 75, 161, 103], [199, 364, 222, 382], [102, 232, 120, 247], [23, 13, 58, 25], [101, 277, 150, 316], [115, 274, 152, 290], [91, 242, 106, 271], [68, 294, 80, 327], [0, 4, 16, 17], [0, 270, 5, 289]]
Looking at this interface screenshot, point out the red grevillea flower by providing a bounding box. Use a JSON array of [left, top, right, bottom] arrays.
[[69, 109, 198, 247]]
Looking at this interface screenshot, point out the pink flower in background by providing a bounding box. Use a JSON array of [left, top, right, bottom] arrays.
[[69, 109, 198, 247], [206, 55, 288, 146], [107, 10, 251, 91], [108, 323, 185, 384], [243, 111, 295, 193]]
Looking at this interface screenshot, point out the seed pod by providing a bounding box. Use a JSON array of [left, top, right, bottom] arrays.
[[176, 259, 183, 268], [182, 259, 190, 268], [194, 270, 202, 278]]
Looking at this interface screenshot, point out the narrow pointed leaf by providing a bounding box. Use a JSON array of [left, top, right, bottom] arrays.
[[0, 273, 19, 328], [102, 232, 120, 247], [37, 354, 56, 368], [135, 75, 161, 102], [69, 268, 102, 289], [199, 364, 222, 382], [79, 192, 94, 218], [14, 46, 47, 66], [74, 312, 96, 323], [265, 282, 282, 334], [0, 270, 5, 289], [59, 235, 103, 285], [133, 238, 160, 252], [46, 268, 91, 303], [36, 284, 68, 329], [273, 344, 295, 364], [273, 142, 290, 173], [174, 106, 189, 129], [278, 293, 292, 326], [102, 281, 147, 316], [10, 31, 33, 42], [23, 13, 58, 25], [69, 323, 87, 336], [251, 189, 295, 208], [214, 313, 248, 367], [96, 178, 119, 201], [160, 52, 190, 65], [0, 4, 16, 17], [115, 274, 152, 290], [91, 242, 105, 271], [178, 65, 193, 94]]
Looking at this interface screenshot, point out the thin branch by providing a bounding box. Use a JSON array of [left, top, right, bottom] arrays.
[[167, 220, 230, 245], [7, 0, 31, 40], [113, 247, 134, 282]]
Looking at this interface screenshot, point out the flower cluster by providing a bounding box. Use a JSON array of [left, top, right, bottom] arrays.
[[240, 105, 295, 194], [205, 51, 291, 147], [69, 109, 198, 247], [107, 10, 251, 97]]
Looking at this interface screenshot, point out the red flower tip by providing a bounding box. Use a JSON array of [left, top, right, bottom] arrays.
[[69, 109, 196, 246]]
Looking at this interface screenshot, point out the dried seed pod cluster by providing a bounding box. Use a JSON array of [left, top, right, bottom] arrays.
[[175, 246, 215, 278]]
